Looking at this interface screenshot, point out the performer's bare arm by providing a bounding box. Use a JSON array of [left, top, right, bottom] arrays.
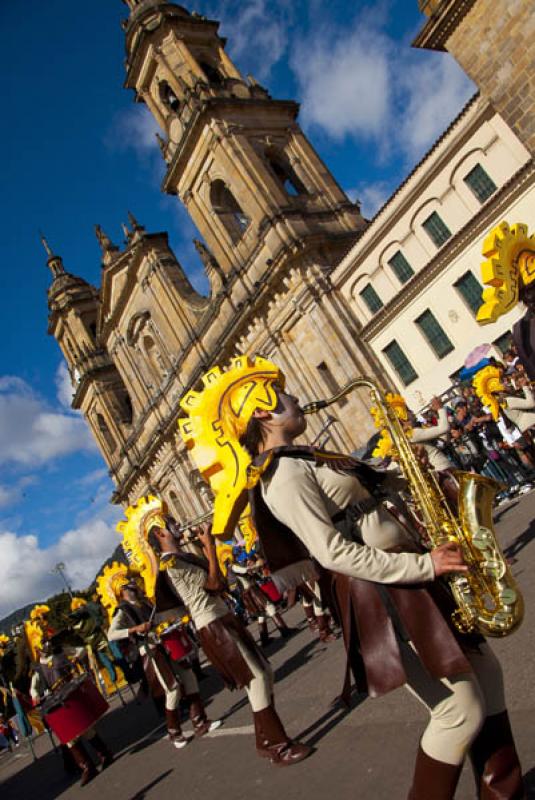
[[197, 525, 225, 593]]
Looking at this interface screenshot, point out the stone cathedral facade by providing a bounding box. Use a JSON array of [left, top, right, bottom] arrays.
[[46, 0, 385, 522]]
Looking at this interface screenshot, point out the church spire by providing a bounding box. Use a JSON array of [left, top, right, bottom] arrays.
[[40, 232, 65, 279], [95, 224, 120, 265]]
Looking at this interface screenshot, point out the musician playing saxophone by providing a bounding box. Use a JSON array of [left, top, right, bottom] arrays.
[[241, 387, 523, 800]]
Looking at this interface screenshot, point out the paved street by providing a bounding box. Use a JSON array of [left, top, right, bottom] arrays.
[[2, 492, 535, 800]]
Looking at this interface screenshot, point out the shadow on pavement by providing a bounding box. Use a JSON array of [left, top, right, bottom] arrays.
[[129, 768, 174, 799], [505, 519, 535, 560]]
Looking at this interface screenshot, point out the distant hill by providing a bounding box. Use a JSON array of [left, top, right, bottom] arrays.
[[0, 543, 128, 635]]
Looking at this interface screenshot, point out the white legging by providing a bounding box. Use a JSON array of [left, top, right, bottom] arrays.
[[150, 656, 199, 711], [402, 640, 505, 765]]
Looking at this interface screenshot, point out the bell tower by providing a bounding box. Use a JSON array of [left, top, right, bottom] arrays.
[[122, 0, 365, 279]]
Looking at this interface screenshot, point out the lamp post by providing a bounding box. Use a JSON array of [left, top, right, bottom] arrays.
[[50, 562, 73, 598]]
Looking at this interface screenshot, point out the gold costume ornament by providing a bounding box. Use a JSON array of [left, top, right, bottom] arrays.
[[179, 354, 284, 537], [473, 365, 505, 422], [116, 495, 166, 600], [370, 393, 410, 458], [70, 597, 87, 612], [0, 634, 10, 655], [96, 562, 131, 623], [477, 221, 535, 324]]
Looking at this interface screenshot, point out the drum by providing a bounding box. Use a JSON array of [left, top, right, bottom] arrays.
[[259, 579, 282, 603], [160, 622, 194, 662], [42, 675, 109, 744]]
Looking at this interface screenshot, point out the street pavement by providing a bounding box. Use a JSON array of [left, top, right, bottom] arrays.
[[1, 491, 535, 800]]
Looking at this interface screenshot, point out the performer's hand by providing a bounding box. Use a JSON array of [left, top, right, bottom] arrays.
[[430, 396, 443, 412], [130, 622, 150, 635], [197, 525, 215, 552], [431, 543, 468, 576]]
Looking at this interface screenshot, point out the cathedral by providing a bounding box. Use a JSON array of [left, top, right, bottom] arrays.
[[45, 0, 382, 523], [45, 0, 535, 524]]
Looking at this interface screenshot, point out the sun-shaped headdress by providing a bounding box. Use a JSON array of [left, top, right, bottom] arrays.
[[29, 604, 50, 622], [472, 365, 504, 421], [96, 562, 132, 623], [71, 597, 87, 612], [117, 495, 166, 600], [0, 634, 10, 655], [369, 393, 409, 458], [179, 354, 285, 537], [477, 221, 535, 324], [24, 620, 44, 661]]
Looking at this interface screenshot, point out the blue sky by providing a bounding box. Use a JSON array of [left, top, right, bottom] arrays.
[[0, 0, 474, 617]]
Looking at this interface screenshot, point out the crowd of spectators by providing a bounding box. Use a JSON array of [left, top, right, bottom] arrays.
[[415, 345, 535, 504]]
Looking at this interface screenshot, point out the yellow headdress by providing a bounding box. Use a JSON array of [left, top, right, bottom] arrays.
[[370, 393, 409, 458], [24, 620, 44, 661], [70, 597, 87, 612], [96, 562, 131, 623], [477, 221, 535, 324], [472, 365, 504, 421], [29, 604, 50, 622], [0, 634, 10, 654], [117, 495, 166, 600], [179, 354, 284, 537]]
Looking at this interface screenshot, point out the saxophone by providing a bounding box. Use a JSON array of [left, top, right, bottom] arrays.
[[303, 378, 524, 637]]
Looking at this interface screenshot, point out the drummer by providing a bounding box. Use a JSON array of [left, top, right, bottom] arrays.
[[107, 579, 221, 748], [30, 636, 113, 787]]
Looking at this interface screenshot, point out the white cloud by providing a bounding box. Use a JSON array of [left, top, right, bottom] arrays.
[[0, 485, 16, 508], [0, 508, 123, 619], [396, 55, 476, 162], [55, 362, 75, 409], [347, 180, 395, 219], [292, 22, 392, 142], [290, 11, 474, 164], [0, 375, 96, 467], [106, 105, 160, 154], [205, 0, 291, 80]]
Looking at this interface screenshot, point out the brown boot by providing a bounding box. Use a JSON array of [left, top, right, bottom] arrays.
[[259, 620, 271, 648], [273, 613, 296, 639], [408, 746, 462, 799], [187, 693, 222, 737], [303, 604, 318, 631], [316, 614, 336, 643], [165, 708, 191, 750], [253, 705, 312, 767], [469, 711, 524, 799], [88, 733, 113, 769], [70, 741, 98, 787]]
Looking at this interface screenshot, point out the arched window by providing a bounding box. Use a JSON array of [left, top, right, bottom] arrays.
[[143, 334, 164, 381], [210, 179, 250, 242], [199, 61, 223, 86], [95, 412, 116, 454], [158, 80, 180, 113], [118, 392, 133, 425], [266, 149, 306, 197]]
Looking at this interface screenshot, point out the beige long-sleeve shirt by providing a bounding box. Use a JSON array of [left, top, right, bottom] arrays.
[[260, 457, 435, 584], [410, 408, 453, 471], [503, 386, 535, 432], [161, 555, 229, 630]]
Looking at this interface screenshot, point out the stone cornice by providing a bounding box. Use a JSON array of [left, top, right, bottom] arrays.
[[358, 159, 535, 342], [412, 0, 477, 51]]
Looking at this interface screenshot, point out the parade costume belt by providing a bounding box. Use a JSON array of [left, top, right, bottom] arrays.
[[196, 614, 260, 691], [248, 445, 479, 701]]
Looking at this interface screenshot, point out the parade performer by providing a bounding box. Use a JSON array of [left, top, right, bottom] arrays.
[[179, 354, 523, 800], [30, 635, 112, 786], [139, 510, 311, 766], [98, 560, 220, 748], [229, 550, 294, 647], [477, 221, 535, 379]]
